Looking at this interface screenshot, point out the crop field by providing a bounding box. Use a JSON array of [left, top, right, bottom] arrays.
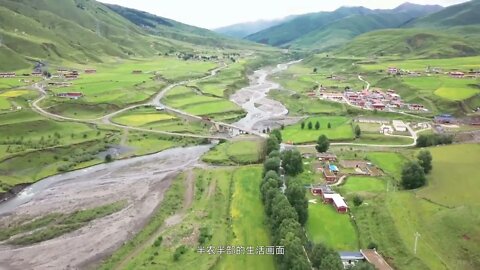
[[162, 86, 244, 117], [46, 57, 217, 108], [306, 194, 359, 251], [401, 76, 480, 101], [0, 78, 38, 90], [282, 116, 354, 144], [191, 60, 247, 97], [0, 90, 34, 110], [359, 56, 480, 72], [215, 167, 275, 270], [114, 113, 176, 126], [201, 139, 264, 165]]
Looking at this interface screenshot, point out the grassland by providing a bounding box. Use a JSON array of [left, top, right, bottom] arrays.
[[112, 107, 211, 135], [359, 56, 480, 72], [162, 86, 245, 121], [353, 145, 480, 270], [338, 176, 386, 195], [42, 57, 218, 118], [366, 152, 407, 181], [306, 194, 359, 251], [103, 166, 274, 270], [268, 89, 346, 115], [190, 60, 247, 98], [0, 201, 126, 245], [215, 167, 275, 270], [282, 116, 354, 144], [201, 139, 264, 165]]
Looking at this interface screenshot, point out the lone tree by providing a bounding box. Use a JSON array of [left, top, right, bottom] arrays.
[[327, 122, 332, 129], [313, 67, 318, 73], [315, 135, 330, 153], [355, 125, 361, 138], [315, 121, 320, 130], [401, 161, 426, 189], [417, 150, 433, 174], [308, 121, 313, 130], [353, 195, 363, 207], [301, 122, 305, 130], [282, 149, 304, 176]]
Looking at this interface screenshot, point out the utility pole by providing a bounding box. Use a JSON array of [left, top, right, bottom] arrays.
[[414, 232, 421, 255]]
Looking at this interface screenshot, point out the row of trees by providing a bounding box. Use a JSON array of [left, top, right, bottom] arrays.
[[261, 135, 310, 270], [416, 134, 453, 147], [401, 150, 433, 189], [301, 121, 331, 130], [261, 134, 361, 270]]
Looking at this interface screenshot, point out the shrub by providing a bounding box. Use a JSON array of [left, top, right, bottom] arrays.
[[173, 245, 188, 261]]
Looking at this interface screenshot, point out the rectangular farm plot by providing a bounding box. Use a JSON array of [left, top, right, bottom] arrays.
[[306, 196, 359, 250], [113, 113, 176, 127], [282, 116, 354, 144], [163, 86, 243, 116], [402, 76, 480, 101]]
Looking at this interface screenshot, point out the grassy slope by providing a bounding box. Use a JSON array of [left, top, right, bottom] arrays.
[[337, 27, 480, 58]]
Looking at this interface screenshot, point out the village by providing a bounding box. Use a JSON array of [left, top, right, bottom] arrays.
[[317, 86, 428, 113]]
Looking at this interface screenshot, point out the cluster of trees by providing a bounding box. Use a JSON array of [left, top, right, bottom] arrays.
[[416, 134, 453, 147], [261, 134, 360, 269], [401, 150, 433, 189], [301, 121, 332, 130]]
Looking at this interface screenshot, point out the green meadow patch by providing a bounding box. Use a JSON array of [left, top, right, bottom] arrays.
[[366, 152, 407, 181], [202, 139, 264, 165], [162, 86, 244, 117], [339, 176, 386, 195], [282, 116, 354, 144], [306, 195, 359, 251], [215, 166, 275, 270]]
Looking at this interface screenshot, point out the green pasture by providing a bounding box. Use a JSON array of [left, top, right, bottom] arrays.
[[338, 176, 386, 195], [417, 144, 480, 206], [402, 76, 480, 101], [282, 116, 354, 144], [119, 168, 230, 270], [268, 89, 345, 115], [216, 166, 275, 270], [191, 60, 247, 97], [354, 134, 414, 146], [202, 139, 264, 165], [360, 56, 480, 72], [366, 152, 407, 181], [163, 86, 244, 116], [306, 195, 359, 251]]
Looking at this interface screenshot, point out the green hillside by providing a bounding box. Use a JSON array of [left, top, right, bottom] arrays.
[[0, 0, 260, 72], [290, 12, 423, 51], [246, 7, 374, 46], [245, 4, 441, 50], [337, 26, 480, 58], [409, 0, 480, 27], [105, 4, 258, 49]]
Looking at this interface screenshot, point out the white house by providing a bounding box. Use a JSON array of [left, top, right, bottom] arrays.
[[392, 120, 407, 132]]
